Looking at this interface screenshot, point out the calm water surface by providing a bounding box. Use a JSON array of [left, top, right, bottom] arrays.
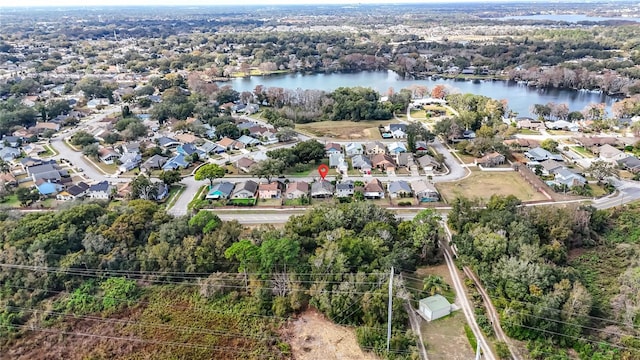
[[225, 70, 618, 117]]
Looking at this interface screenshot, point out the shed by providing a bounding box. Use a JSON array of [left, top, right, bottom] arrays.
[[418, 294, 451, 321]]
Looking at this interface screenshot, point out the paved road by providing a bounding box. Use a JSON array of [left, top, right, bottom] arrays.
[[440, 227, 496, 360], [49, 105, 127, 184]]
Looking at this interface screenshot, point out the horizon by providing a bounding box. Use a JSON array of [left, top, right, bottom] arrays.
[[0, 0, 608, 8]]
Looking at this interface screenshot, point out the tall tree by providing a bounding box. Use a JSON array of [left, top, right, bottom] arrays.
[[250, 159, 285, 184], [194, 163, 225, 187], [159, 170, 182, 187]]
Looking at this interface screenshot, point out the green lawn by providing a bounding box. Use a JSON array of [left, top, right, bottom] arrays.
[[572, 146, 594, 158], [0, 194, 20, 208], [517, 129, 541, 135]]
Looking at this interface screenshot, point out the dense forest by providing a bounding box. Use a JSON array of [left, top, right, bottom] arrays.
[[0, 201, 444, 359], [449, 196, 640, 359]]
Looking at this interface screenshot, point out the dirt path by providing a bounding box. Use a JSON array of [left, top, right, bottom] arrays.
[[281, 310, 379, 360]]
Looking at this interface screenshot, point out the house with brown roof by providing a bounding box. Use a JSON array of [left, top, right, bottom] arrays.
[[217, 136, 237, 150], [365, 141, 387, 155], [175, 133, 199, 144], [371, 153, 396, 170], [325, 142, 342, 155], [236, 157, 256, 173], [258, 182, 283, 199], [34, 122, 60, 132], [98, 147, 120, 164], [474, 152, 506, 168], [285, 181, 309, 199], [364, 178, 385, 199]]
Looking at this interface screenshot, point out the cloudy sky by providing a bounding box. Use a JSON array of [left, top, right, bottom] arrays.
[[2, 0, 518, 7]]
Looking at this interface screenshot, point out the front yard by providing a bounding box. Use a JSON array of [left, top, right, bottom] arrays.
[[436, 171, 548, 203]]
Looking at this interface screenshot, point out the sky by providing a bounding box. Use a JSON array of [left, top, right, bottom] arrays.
[[1, 0, 526, 7]]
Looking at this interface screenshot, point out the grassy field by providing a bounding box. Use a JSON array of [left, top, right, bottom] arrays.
[[517, 129, 541, 135], [436, 171, 548, 203], [296, 120, 389, 140]]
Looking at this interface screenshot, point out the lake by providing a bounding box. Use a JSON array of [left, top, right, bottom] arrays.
[[497, 14, 640, 23], [224, 70, 618, 117]]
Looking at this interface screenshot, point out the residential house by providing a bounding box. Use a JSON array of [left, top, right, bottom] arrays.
[[175, 133, 198, 144], [21, 157, 46, 170], [474, 152, 506, 168], [87, 98, 109, 108], [162, 154, 190, 171], [388, 180, 412, 198], [396, 153, 416, 168], [122, 142, 140, 154], [311, 180, 334, 198], [417, 155, 439, 172], [231, 180, 258, 199], [336, 180, 355, 198], [157, 136, 181, 149], [504, 138, 540, 151], [27, 162, 69, 184], [201, 124, 217, 139], [245, 104, 259, 115], [285, 181, 309, 199], [236, 157, 256, 173], [573, 137, 618, 148], [364, 179, 385, 199], [546, 120, 579, 132], [388, 124, 407, 138], [516, 117, 544, 130], [87, 181, 112, 199], [415, 141, 429, 154], [2, 136, 21, 147], [618, 156, 640, 173], [142, 154, 168, 171], [371, 154, 396, 170], [22, 144, 46, 158], [34, 122, 60, 132], [177, 143, 206, 159], [118, 152, 142, 173], [0, 172, 17, 187], [258, 182, 283, 199], [237, 135, 261, 147], [597, 144, 628, 163], [345, 142, 364, 157], [412, 180, 440, 202], [56, 182, 89, 201], [329, 152, 348, 173], [206, 181, 235, 200], [537, 159, 565, 176], [98, 147, 120, 164], [217, 136, 240, 151], [525, 147, 563, 162], [325, 142, 342, 155], [554, 169, 587, 188], [0, 147, 20, 162], [387, 142, 407, 154], [365, 141, 387, 155], [199, 141, 225, 155], [352, 154, 372, 174]]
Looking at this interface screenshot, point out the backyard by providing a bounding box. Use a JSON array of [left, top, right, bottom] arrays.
[[436, 171, 548, 203], [296, 120, 389, 140]]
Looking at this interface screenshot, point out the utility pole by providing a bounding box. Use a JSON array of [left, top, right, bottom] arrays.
[[386, 266, 394, 352]]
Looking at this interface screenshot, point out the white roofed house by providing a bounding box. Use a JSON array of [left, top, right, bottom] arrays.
[[345, 142, 364, 157], [597, 144, 628, 163], [554, 168, 587, 188], [412, 180, 440, 202]]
